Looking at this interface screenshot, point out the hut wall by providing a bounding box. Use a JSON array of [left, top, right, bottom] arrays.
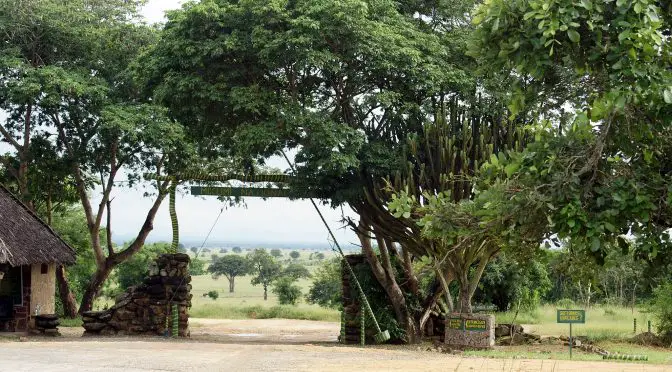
[[30, 263, 56, 315], [1, 266, 31, 332]]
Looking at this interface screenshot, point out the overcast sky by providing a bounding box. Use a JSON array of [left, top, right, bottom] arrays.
[[1, 0, 360, 249]]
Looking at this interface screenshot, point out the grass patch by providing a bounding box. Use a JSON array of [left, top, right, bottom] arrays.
[[59, 317, 83, 328], [493, 305, 652, 342], [190, 303, 339, 322], [466, 342, 672, 365]]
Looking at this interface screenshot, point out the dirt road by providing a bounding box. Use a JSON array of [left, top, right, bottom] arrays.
[[1, 319, 669, 372]]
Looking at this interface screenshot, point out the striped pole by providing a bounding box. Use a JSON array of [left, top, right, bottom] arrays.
[[360, 303, 366, 347], [169, 182, 179, 253], [172, 303, 179, 337]]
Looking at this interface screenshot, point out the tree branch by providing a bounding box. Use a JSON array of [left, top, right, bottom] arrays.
[[112, 180, 170, 264]]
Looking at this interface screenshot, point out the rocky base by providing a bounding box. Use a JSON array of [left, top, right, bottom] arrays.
[[444, 313, 495, 349], [30, 314, 61, 337], [82, 253, 192, 337]]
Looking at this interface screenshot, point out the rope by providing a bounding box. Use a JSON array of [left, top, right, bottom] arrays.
[[279, 150, 389, 343]]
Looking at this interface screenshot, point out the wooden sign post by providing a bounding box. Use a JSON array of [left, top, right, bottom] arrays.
[[557, 309, 586, 359]]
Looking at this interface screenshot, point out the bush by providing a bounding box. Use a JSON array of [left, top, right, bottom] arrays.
[[207, 290, 219, 300], [232, 247, 242, 253], [555, 298, 576, 309], [648, 283, 672, 339], [306, 258, 341, 309], [289, 250, 300, 260], [117, 242, 171, 289], [190, 257, 206, 275], [272, 277, 302, 305]]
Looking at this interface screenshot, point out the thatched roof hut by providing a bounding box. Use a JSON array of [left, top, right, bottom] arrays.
[[0, 185, 76, 266]]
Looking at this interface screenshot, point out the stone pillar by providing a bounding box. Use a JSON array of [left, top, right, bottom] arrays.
[[444, 313, 495, 349], [82, 253, 192, 337]]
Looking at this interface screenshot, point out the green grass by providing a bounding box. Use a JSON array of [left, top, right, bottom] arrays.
[[494, 304, 653, 342], [59, 317, 83, 328], [188, 270, 339, 321], [190, 303, 339, 321], [465, 342, 672, 365]]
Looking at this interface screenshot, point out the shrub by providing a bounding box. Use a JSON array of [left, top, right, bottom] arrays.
[[289, 250, 300, 260], [648, 283, 672, 339], [190, 257, 206, 275], [207, 290, 219, 300], [556, 298, 576, 309], [272, 277, 302, 305], [306, 258, 341, 309], [232, 247, 242, 253]]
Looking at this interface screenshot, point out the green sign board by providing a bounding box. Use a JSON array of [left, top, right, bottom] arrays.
[[557, 309, 586, 324], [464, 319, 487, 331], [447, 318, 488, 331], [448, 318, 462, 330]]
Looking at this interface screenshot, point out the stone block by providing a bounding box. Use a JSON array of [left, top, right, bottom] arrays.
[[444, 313, 495, 349], [83, 322, 107, 332]]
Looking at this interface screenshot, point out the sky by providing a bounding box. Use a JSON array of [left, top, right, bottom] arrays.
[[0, 0, 360, 249]]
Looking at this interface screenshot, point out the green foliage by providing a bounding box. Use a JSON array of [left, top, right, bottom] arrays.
[[232, 247, 242, 254], [208, 254, 250, 292], [648, 283, 672, 338], [208, 255, 250, 279], [306, 258, 342, 309], [474, 253, 551, 311], [207, 290, 219, 300], [289, 251, 300, 260], [272, 277, 302, 306], [282, 263, 311, 280], [50, 207, 98, 301], [555, 298, 576, 309], [220, 248, 228, 254], [314, 252, 325, 261], [189, 258, 206, 276], [139, 0, 472, 207], [470, 0, 671, 266], [247, 249, 282, 296], [270, 249, 282, 258], [117, 242, 172, 289]]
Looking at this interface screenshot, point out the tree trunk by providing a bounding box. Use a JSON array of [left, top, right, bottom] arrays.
[[79, 263, 114, 313], [56, 265, 78, 318], [229, 277, 235, 293], [263, 284, 268, 300], [458, 282, 473, 314], [357, 220, 421, 343]]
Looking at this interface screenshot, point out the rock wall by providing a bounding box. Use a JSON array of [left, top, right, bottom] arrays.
[[444, 313, 495, 349], [82, 253, 191, 337]]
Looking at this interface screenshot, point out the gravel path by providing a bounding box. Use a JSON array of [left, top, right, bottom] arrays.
[[1, 319, 669, 372]]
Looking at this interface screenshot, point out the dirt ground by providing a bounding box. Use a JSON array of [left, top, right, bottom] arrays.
[[1, 319, 670, 372]]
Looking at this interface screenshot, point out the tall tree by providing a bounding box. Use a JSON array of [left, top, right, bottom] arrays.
[[247, 249, 282, 300], [139, 0, 476, 342], [0, 0, 196, 313], [209, 255, 251, 293]]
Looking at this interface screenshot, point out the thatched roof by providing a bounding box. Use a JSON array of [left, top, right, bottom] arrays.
[[0, 185, 76, 266]]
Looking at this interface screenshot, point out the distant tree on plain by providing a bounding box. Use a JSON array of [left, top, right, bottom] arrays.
[[289, 251, 300, 260]]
